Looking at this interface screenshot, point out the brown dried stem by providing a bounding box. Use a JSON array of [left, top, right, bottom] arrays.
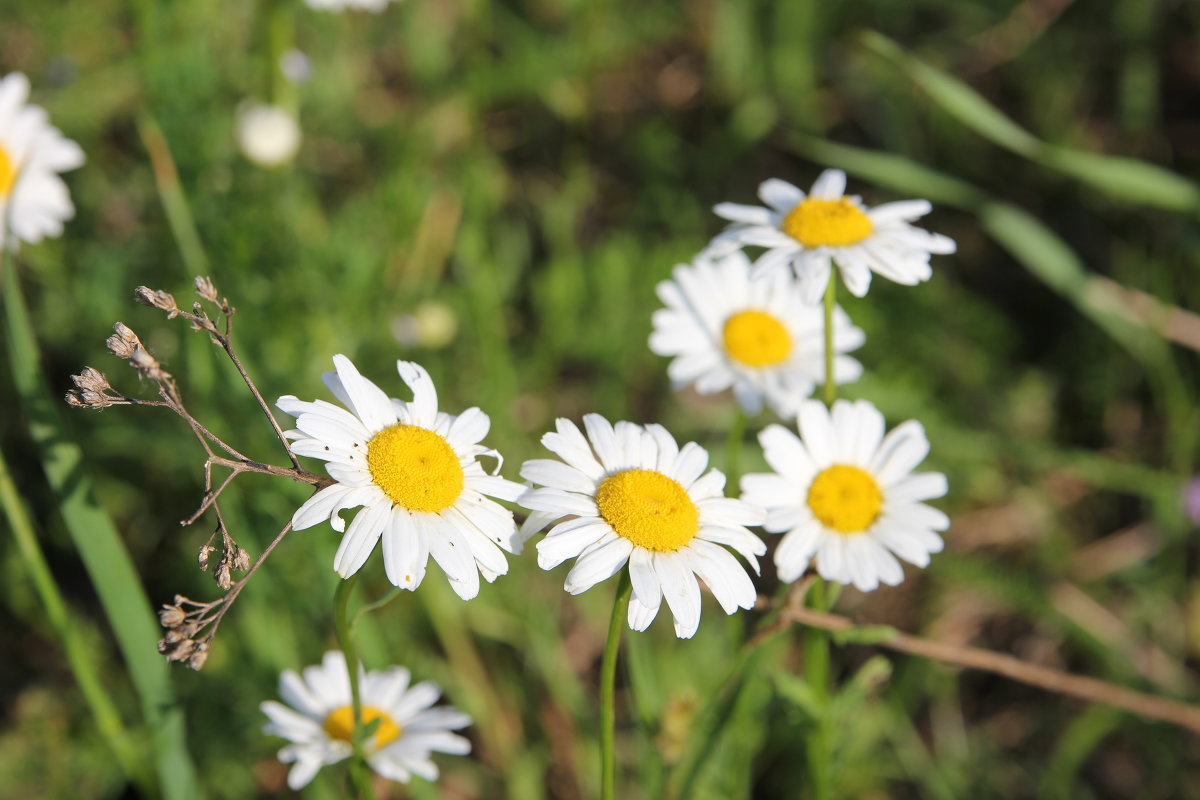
[[777, 601, 1200, 735]]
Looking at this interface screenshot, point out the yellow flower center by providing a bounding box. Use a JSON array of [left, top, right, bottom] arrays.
[[596, 469, 699, 552], [782, 198, 873, 248], [323, 705, 402, 750], [0, 144, 16, 198], [366, 424, 464, 512], [722, 310, 792, 367], [806, 465, 883, 534]]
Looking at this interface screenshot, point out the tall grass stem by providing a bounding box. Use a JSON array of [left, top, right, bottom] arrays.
[[333, 572, 377, 800]]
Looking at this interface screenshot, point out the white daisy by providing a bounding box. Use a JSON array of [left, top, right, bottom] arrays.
[[740, 399, 949, 592], [650, 249, 865, 420], [304, 0, 398, 11], [261, 651, 471, 790], [518, 415, 766, 638], [710, 169, 956, 303], [278, 355, 525, 600], [0, 72, 85, 250]]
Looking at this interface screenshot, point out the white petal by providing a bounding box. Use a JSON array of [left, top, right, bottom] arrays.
[[382, 508, 427, 589], [809, 169, 847, 200], [332, 501, 389, 577], [563, 536, 633, 594], [713, 202, 772, 225], [653, 552, 702, 638], [758, 178, 805, 212], [396, 361, 439, 427]]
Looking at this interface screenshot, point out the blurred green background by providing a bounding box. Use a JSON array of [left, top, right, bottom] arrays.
[[2, 0, 1200, 797]]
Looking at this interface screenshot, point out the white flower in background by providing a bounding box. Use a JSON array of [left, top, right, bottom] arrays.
[[710, 169, 956, 303], [261, 651, 471, 789], [392, 300, 459, 350], [650, 249, 864, 420], [304, 0, 399, 11], [0, 72, 85, 250], [519, 415, 766, 638], [235, 102, 301, 168], [278, 355, 525, 600], [741, 399, 949, 592]]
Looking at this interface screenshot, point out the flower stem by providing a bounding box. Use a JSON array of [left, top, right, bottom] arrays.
[[333, 573, 377, 800], [600, 571, 633, 800], [822, 274, 837, 408]]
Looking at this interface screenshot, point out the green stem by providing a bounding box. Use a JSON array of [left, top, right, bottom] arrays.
[[333, 573, 377, 800], [0, 444, 146, 786], [726, 407, 747, 485], [600, 571, 633, 800], [822, 273, 837, 408], [804, 579, 833, 800]]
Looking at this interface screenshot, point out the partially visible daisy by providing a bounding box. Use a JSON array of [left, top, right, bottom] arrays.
[[304, 0, 398, 11], [278, 355, 525, 600], [740, 399, 949, 591], [518, 415, 766, 638], [650, 249, 865, 420], [710, 169, 956, 303], [0, 72, 85, 249], [261, 651, 471, 789]]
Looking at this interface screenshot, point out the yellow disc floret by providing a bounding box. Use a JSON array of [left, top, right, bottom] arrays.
[[366, 424, 464, 513], [806, 465, 883, 534], [0, 145, 16, 198], [722, 310, 792, 367], [596, 469, 700, 552], [323, 705, 402, 750], [782, 198, 873, 248]]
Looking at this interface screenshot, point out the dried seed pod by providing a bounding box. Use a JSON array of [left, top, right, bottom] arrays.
[[194, 276, 219, 304], [134, 286, 180, 318], [106, 322, 141, 359]]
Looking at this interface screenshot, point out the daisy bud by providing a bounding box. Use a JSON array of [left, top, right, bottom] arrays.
[[107, 322, 141, 359], [134, 286, 180, 318], [194, 276, 219, 304]]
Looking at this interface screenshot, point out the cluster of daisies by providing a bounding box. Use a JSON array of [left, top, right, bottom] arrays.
[[8, 67, 954, 789]]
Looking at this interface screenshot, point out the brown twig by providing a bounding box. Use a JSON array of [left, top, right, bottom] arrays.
[[780, 605, 1200, 734]]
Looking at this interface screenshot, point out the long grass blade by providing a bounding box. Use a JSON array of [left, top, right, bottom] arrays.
[[2, 260, 199, 800], [860, 32, 1200, 214]]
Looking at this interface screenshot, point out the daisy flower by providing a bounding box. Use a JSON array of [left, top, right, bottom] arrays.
[[650, 249, 865, 420], [261, 651, 471, 789], [518, 415, 766, 638], [278, 355, 524, 600], [740, 399, 949, 592], [710, 169, 956, 303], [0, 72, 85, 250]]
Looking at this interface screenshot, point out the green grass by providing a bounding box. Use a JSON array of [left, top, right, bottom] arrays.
[[3, 0, 1200, 797]]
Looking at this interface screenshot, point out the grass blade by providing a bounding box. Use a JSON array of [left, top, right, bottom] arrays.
[[861, 31, 1200, 213], [3, 260, 199, 800], [0, 443, 147, 788]]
